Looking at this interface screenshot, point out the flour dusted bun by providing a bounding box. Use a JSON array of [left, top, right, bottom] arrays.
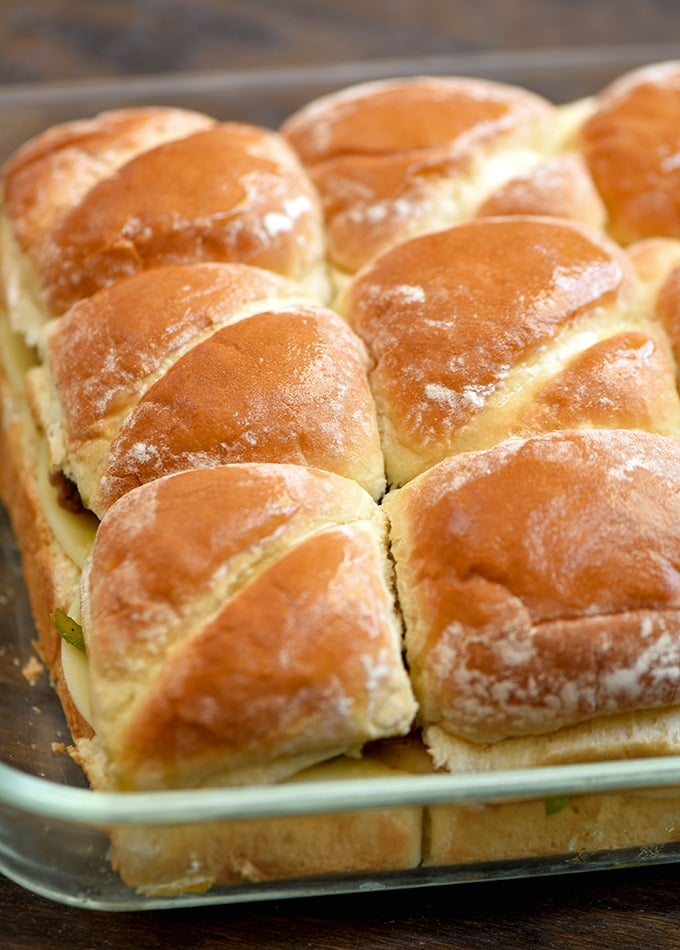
[[79, 463, 416, 791], [384, 429, 680, 769], [0, 106, 215, 336], [475, 152, 606, 228], [1, 109, 328, 338], [28, 261, 385, 515], [343, 214, 680, 487], [581, 61, 680, 245], [280, 75, 600, 285], [1, 107, 215, 256]]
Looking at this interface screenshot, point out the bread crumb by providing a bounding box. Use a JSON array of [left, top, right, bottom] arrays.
[[51, 741, 67, 755], [22, 655, 44, 684]]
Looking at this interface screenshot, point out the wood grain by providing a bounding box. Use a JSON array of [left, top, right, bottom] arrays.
[[0, 0, 678, 85], [3, 863, 680, 949]]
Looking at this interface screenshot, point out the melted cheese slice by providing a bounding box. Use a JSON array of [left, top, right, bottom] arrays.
[[37, 439, 97, 570], [61, 638, 91, 725]]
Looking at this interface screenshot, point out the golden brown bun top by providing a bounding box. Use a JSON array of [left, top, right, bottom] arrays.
[[346, 215, 628, 345], [475, 153, 606, 231], [83, 463, 416, 789], [93, 304, 385, 512], [384, 428, 680, 744], [43, 261, 385, 511], [282, 75, 554, 163], [47, 262, 311, 449], [281, 76, 556, 274], [582, 61, 680, 244], [2, 106, 215, 255], [4, 113, 327, 315], [343, 215, 638, 484], [85, 464, 378, 676], [43, 122, 326, 314]]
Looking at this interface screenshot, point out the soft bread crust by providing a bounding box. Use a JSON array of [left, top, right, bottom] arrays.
[[426, 791, 680, 867], [581, 61, 680, 244], [32, 262, 385, 513], [0, 107, 217, 339], [94, 305, 385, 511], [3, 117, 328, 319], [384, 429, 680, 746], [516, 329, 680, 435], [281, 76, 558, 277], [2, 107, 216, 260], [424, 710, 680, 773], [343, 214, 680, 486], [111, 802, 422, 895], [41, 124, 327, 314], [656, 258, 680, 371], [475, 152, 606, 228], [81, 464, 416, 790], [281, 75, 554, 164], [38, 262, 308, 466]]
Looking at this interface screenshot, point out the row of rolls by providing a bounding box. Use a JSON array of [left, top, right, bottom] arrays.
[[3, 59, 680, 891]]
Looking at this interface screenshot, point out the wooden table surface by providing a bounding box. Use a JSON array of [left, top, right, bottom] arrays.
[[2, 1, 680, 946]]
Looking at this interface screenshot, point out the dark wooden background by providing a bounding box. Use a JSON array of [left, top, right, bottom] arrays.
[[2, 1, 680, 946], [0, 0, 678, 84]]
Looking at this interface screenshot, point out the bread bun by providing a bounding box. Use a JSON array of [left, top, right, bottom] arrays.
[[426, 790, 680, 867], [582, 62, 680, 244], [343, 214, 680, 486], [1, 107, 215, 256], [281, 76, 559, 283], [475, 152, 606, 228], [80, 463, 416, 791], [29, 261, 385, 514], [1, 107, 215, 338], [103, 750, 424, 893], [1, 111, 329, 337], [384, 428, 680, 761]]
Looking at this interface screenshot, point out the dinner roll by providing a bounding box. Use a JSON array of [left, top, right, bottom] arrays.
[[384, 429, 680, 767], [281, 76, 561, 284], [28, 262, 385, 516], [342, 215, 680, 486], [1, 111, 329, 338], [581, 61, 680, 244], [80, 463, 416, 791]]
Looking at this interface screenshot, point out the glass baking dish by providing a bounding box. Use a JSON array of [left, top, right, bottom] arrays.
[[4, 43, 680, 911]]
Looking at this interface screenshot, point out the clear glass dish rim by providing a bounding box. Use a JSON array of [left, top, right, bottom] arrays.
[[3, 756, 680, 827], [0, 41, 679, 107]]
